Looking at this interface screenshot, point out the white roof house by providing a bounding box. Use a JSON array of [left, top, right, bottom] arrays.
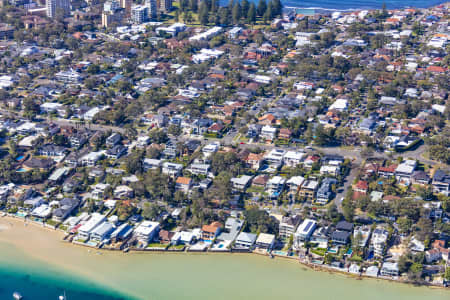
[[78, 213, 106, 239], [294, 218, 317, 247], [329, 99, 348, 111], [133, 221, 160, 243]]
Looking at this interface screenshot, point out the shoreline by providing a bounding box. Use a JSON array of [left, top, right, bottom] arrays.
[[1, 215, 448, 292], [282, 1, 449, 13]]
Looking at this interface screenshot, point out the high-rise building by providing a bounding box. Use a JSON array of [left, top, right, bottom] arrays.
[[102, 0, 124, 28], [130, 5, 147, 24], [119, 0, 131, 16], [158, 0, 172, 13], [46, 0, 70, 18], [104, 0, 120, 12], [145, 0, 157, 19]]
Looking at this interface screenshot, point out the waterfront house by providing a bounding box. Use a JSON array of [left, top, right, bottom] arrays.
[[294, 219, 316, 248], [201, 222, 222, 241], [110, 223, 134, 243], [370, 226, 389, 258], [279, 215, 301, 239], [133, 221, 160, 244], [255, 233, 275, 250], [52, 198, 80, 222], [78, 213, 106, 240], [235, 232, 257, 249], [380, 262, 399, 277], [90, 222, 114, 242]]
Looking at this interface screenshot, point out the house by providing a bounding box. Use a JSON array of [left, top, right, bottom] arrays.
[[294, 219, 317, 248], [23, 157, 54, 171], [244, 153, 263, 171], [260, 125, 277, 141], [278, 128, 292, 140], [378, 164, 397, 178], [113, 185, 134, 199], [336, 221, 354, 232], [380, 262, 399, 277], [106, 145, 127, 160], [159, 230, 175, 244], [395, 160, 416, 184], [48, 167, 70, 183], [319, 165, 340, 177], [353, 180, 368, 194], [331, 230, 351, 245], [264, 148, 287, 168], [110, 223, 134, 243], [69, 132, 88, 148], [252, 174, 270, 188], [353, 226, 371, 248], [299, 180, 319, 201], [283, 151, 305, 168], [80, 151, 103, 167], [175, 177, 193, 193], [52, 198, 80, 222], [266, 176, 286, 200], [235, 232, 257, 249], [230, 175, 253, 191], [217, 217, 243, 242], [91, 183, 110, 200], [78, 213, 106, 240], [38, 144, 66, 157], [143, 158, 162, 171], [303, 155, 320, 169], [187, 163, 210, 176], [201, 221, 222, 241], [90, 222, 114, 242], [255, 233, 275, 250], [133, 221, 160, 243], [425, 249, 442, 263], [162, 162, 183, 177], [432, 170, 450, 196], [279, 215, 301, 239], [286, 176, 305, 200], [370, 226, 389, 257], [316, 178, 337, 205], [411, 171, 430, 185]]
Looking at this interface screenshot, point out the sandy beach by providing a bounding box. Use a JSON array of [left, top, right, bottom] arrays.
[[1, 216, 449, 300]]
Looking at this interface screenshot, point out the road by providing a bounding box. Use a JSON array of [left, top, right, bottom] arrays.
[[0, 109, 125, 134]]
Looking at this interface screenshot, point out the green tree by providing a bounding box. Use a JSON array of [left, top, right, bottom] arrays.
[[232, 1, 241, 24], [257, 0, 267, 16], [247, 3, 256, 24]]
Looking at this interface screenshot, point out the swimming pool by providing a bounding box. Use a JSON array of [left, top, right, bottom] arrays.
[[15, 155, 25, 161]]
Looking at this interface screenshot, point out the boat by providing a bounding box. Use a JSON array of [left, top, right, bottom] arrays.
[[59, 291, 66, 300], [13, 291, 22, 299]]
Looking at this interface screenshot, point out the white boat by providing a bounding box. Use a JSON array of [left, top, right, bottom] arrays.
[[59, 291, 66, 300], [13, 291, 23, 299]]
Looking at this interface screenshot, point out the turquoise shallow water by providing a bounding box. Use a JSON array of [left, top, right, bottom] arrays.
[[0, 243, 130, 300]]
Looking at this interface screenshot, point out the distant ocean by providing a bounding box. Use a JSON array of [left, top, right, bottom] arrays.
[[252, 0, 446, 11]]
